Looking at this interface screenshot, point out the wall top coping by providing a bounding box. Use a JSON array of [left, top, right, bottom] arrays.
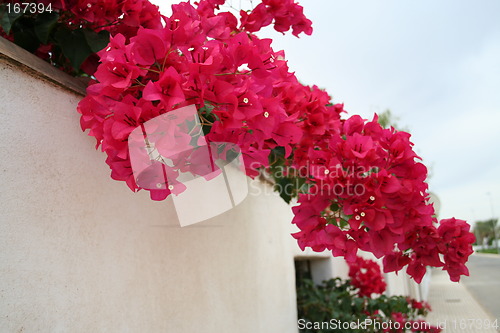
[[0, 37, 87, 96]]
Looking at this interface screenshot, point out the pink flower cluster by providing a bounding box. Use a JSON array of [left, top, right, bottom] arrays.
[[74, 0, 474, 283], [240, 0, 312, 36], [408, 298, 432, 312], [78, 0, 319, 198], [347, 257, 441, 332], [0, 0, 163, 74], [348, 256, 441, 333], [50, 0, 162, 32], [437, 218, 475, 282], [348, 256, 386, 297], [290, 114, 475, 282], [70, 0, 162, 73]]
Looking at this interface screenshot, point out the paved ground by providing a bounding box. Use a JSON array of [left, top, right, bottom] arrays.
[[462, 253, 500, 320], [426, 253, 499, 332]]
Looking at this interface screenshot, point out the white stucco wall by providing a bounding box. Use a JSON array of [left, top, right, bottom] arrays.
[[0, 47, 300, 332]]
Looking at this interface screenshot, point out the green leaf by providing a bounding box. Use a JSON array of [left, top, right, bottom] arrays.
[[0, 5, 24, 35], [13, 29, 39, 52], [216, 143, 227, 154], [12, 17, 39, 53], [34, 12, 59, 44], [54, 28, 93, 70], [271, 146, 285, 159], [275, 177, 293, 204], [82, 29, 109, 53], [199, 102, 216, 116], [226, 148, 239, 162], [202, 123, 211, 136]]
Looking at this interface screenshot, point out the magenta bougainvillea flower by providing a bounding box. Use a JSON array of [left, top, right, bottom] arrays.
[[348, 256, 387, 297]]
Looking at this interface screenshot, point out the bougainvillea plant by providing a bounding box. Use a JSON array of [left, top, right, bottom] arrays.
[[0, 0, 161, 74], [348, 256, 387, 297], [0, 0, 475, 284], [297, 257, 441, 332]]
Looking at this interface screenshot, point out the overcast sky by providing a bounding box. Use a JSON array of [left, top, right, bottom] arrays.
[[154, 0, 500, 226]]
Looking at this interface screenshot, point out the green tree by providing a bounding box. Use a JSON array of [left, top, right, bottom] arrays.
[[473, 218, 499, 247], [377, 109, 408, 132]]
